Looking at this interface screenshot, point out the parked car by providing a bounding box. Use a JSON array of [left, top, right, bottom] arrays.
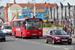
[[1, 25, 12, 36], [0, 30, 6, 41], [45, 29, 72, 44]]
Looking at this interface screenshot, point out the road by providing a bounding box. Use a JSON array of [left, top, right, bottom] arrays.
[[0, 36, 75, 50]]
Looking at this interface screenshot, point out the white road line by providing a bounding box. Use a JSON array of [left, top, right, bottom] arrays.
[[22, 40, 29, 42], [31, 42, 41, 44], [64, 48, 69, 50], [12, 38, 14, 39], [44, 44, 53, 46], [15, 39, 18, 40], [44, 44, 67, 50]]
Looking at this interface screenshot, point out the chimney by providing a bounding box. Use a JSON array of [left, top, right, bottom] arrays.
[[28, 1, 30, 4], [6, 3, 8, 8], [14, 0, 16, 4], [45, 1, 46, 4]]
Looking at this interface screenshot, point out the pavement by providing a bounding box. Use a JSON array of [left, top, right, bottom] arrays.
[[0, 36, 75, 50]]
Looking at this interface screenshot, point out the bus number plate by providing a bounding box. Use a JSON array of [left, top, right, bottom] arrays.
[[32, 34, 36, 35]]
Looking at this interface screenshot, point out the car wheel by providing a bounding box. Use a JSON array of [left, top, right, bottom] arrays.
[[3, 38, 6, 42], [45, 39, 48, 43], [0, 39, 2, 42], [68, 42, 72, 45], [52, 39, 56, 44]]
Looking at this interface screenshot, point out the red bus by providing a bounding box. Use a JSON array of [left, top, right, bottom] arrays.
[[12, 18, 43, 39]]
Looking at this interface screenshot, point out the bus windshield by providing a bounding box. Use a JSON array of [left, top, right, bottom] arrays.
[[24, 19, 42, 30]]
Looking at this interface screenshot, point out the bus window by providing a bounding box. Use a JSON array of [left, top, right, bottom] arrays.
[[17, 21, 22, 27], [13, 21, 18, 27], [22, 21, 26, 29]]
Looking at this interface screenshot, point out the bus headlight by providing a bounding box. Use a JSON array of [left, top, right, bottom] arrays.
[[27, 32, 29, 33], [39, 32, 41, 33]]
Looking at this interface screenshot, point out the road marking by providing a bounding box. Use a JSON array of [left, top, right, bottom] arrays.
[[31, 42, 40, 44], [22, 40, 29, 42], [12, 38, 14, 39], [44, 44, 53, 46], [6, 37, 10, 38], [16, 39, 18, 40], [64, 48, 69, 50]]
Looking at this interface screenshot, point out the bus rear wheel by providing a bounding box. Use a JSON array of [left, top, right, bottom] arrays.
[[21, 33, 24, 39], [15, 33, 17, 38]]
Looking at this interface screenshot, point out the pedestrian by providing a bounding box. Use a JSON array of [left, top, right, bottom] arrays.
[[68, 26, 72, 36], [63, 25, 67, 32]]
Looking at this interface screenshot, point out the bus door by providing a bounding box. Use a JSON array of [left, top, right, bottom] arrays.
[[16, 21, 22, 36]]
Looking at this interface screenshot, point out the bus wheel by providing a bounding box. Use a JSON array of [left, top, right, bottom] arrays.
[[37, 37, 39, 39], [21, 33, 24, 39]]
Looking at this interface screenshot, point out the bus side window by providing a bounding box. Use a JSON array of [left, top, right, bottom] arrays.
[[22, 21, 26, 29], [17, 21, 22, 27]]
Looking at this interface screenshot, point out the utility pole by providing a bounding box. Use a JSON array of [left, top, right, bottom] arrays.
[[60, 2, 63, 19], [54, 8, 55, 21], [56, 4, 58, 20], [32, 0, 36, 17], [65, 6, 66, 20], [68, 3, 70, 18]]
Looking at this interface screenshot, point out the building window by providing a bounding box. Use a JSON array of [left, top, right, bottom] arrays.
[[3, 12, 4, 15], [74, 6, 75, 10], [0, 12, 1, 15]]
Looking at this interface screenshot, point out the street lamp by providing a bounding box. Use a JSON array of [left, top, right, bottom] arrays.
[[32, 0, 36, 17]]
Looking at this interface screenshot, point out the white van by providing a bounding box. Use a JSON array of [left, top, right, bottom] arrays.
[[1, 25, 12, 35]]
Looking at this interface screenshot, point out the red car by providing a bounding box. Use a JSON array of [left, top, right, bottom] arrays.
[[45, 29, 72, 44]]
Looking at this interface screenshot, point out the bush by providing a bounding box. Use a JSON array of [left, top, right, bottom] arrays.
[[51, 25, 56, 27], [59, 24, 64, 27], [43, 23, 53, 27], [72, 27, 75, 31]]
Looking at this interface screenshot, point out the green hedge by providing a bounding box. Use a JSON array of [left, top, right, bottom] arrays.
[[43, 23, 53, 27], [59, 24, 64, 27]]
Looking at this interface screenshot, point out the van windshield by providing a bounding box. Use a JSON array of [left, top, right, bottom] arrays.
[[4, 26, 12, 29]]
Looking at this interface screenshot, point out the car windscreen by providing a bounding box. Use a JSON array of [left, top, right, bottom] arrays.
[[52, 30, 67, 35], [4, 26, 12, 29]]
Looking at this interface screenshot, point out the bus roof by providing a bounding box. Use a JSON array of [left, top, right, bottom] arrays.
[[12, 18, 42, 22]]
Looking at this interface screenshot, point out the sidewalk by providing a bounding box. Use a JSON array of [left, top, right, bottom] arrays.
[[72, 34, 75, 38]]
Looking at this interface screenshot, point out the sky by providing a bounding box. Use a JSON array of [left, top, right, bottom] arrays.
[[0, 0, 75, 6]]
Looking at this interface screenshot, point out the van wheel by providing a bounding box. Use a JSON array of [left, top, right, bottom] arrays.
[[21, 33, 24, 39]]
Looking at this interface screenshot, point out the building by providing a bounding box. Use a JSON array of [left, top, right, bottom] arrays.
[[4, 0, 56, 23], [0, 6, 4, 23], [50, 5, 75, 27]]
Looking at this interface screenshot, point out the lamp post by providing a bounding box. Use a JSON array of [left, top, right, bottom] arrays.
[[32, 0, 36, 17]]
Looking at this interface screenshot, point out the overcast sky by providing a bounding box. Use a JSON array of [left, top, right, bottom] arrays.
[[0, 0, 75, 6]]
